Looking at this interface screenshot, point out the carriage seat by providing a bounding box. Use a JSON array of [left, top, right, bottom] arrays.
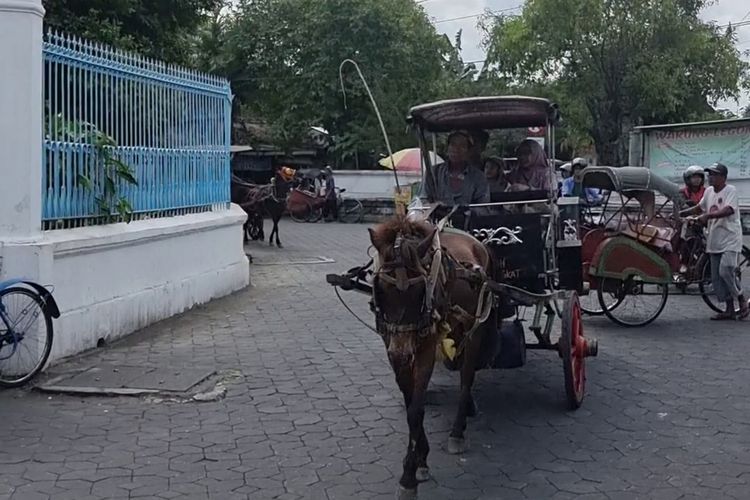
[[605, 219, 677, 253]]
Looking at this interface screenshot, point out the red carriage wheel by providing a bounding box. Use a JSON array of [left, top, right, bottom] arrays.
[[560, 292, 597, 410]]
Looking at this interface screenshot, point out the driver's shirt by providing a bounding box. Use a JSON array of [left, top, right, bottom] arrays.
[[424, 162, 490, 205], [699, 184, 743, 254]]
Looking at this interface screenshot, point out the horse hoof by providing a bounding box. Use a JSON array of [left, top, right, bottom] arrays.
[[416, 466, 430, 482], [447, 436, 467, 455], [276, 243, 283, 248], [396, 486, 417, 500]]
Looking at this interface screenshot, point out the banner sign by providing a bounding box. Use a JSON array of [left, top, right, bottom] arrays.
[[648, 124, 750, 180]]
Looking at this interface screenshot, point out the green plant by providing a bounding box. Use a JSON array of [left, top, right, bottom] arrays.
[[48, 114, 138, 223], [78, 131, 138, 223]]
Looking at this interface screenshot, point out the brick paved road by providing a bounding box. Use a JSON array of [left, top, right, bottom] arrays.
[[1, 220, 750, 500]]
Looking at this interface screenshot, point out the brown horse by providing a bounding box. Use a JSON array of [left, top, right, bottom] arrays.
[[368, 216, 496, 499]]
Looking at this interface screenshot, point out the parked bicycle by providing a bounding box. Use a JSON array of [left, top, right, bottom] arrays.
[[0, 280, 59, 387]]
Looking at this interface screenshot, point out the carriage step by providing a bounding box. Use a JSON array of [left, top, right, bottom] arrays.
[[326, 274, 353, 289]]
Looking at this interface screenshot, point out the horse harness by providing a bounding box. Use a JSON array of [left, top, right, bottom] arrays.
[[371, 230, 491, 349]]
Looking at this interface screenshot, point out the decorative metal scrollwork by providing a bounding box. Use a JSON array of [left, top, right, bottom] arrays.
[[472, 226, 524, 246], [563, 218, 578, 241]]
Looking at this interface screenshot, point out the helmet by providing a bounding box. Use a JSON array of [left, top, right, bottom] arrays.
[[571, 157, 588, 169], [560, 162, 572, 173], [683, 165, 705, 183]]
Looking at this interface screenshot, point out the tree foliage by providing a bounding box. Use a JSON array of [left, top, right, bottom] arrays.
[[43, 0, 222, 64], [217, 0, 467, 159], [482, 0, 748, 165]]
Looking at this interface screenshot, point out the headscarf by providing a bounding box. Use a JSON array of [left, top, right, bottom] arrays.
[[508, 139, 551, 191], [517, 139, 547, 170]]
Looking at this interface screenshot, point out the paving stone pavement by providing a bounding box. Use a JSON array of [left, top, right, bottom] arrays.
[[1, 220, 750, 500]]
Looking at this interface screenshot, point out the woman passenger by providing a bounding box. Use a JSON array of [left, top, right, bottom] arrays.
[[507, 139, 552, 192]]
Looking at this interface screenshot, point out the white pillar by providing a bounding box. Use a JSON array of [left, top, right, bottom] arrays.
[[0, 0, 44, 240]]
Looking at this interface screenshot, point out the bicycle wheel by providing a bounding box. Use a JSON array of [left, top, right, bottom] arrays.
[[0, 287, 54, 388], [337, 198, 363, 223], [698, 254, 746, 314], [599, 276, 668, 327], [309, 204, 323, 223]]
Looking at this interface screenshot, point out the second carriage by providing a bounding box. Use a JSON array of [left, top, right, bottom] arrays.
[[578, 166, 750, 327]]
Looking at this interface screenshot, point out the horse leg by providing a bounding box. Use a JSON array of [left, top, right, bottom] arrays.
[[274, 208, 283, 248], [267, 207, 276, 246], [413, 344, 435, 484], [448, 329, 483, 455], [390, 341, 435, 499]]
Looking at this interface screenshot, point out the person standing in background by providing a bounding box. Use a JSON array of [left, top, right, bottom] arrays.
[[322, 166, 337, 222]]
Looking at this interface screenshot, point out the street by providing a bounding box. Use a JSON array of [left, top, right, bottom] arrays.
[[1, 221, 749, 500]]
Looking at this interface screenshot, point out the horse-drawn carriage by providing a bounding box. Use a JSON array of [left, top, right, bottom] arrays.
[[327, 96, 599, 498]]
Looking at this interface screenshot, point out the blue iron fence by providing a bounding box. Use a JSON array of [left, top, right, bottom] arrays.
[[42, 31, 232, 229]]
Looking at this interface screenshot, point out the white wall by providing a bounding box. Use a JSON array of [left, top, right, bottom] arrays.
[[0, 1, 250, 367], [0, 206, 249, 364], [335, 170, 422, 199]]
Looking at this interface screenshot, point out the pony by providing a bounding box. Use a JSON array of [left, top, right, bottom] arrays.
[[368, 216, 496, 499]]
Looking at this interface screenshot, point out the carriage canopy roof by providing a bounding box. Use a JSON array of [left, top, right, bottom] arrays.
[[407, 96, 560, 132], [580, 166, 681, 199]]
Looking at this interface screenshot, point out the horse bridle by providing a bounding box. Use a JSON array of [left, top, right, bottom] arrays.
[[371, 232, 445, 338]]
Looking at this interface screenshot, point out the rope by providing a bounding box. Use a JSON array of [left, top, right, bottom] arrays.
[[334, 286, 378, 334]]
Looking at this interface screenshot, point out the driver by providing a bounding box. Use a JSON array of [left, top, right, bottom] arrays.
[[424, 131, 490, 205], [680, 165, 706, 206]]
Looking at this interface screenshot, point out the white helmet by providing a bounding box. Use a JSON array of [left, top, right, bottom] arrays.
[[571, 157, 588, 169], [683, 165, 704, 183], [560, 162, 572, 173]]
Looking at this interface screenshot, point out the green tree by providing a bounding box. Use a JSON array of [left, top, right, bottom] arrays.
[[482, 0, 748, 165], [43, 0, 222, 64], [219, 0, 452, 161]]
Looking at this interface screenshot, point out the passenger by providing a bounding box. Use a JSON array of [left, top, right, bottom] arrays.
[[469, 129, 490, 167], [680, 165, 706, 206], [424, 131, 490, 205], [562, 157, 603, 205], [507, 139, 552, 192], [483, 157, 509, 196]]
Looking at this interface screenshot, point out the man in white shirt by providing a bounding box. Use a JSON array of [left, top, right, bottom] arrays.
[[683, 163, 748, 320]]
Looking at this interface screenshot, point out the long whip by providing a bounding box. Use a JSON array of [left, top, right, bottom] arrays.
[[338, 59, 401, 192]]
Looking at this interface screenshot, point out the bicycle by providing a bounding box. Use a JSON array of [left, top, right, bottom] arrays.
[[0, 280, 59, 387], [334, 188, 364, 224]]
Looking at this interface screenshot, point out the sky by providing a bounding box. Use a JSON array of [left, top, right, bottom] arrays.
[[422, 0, 750, 113]]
